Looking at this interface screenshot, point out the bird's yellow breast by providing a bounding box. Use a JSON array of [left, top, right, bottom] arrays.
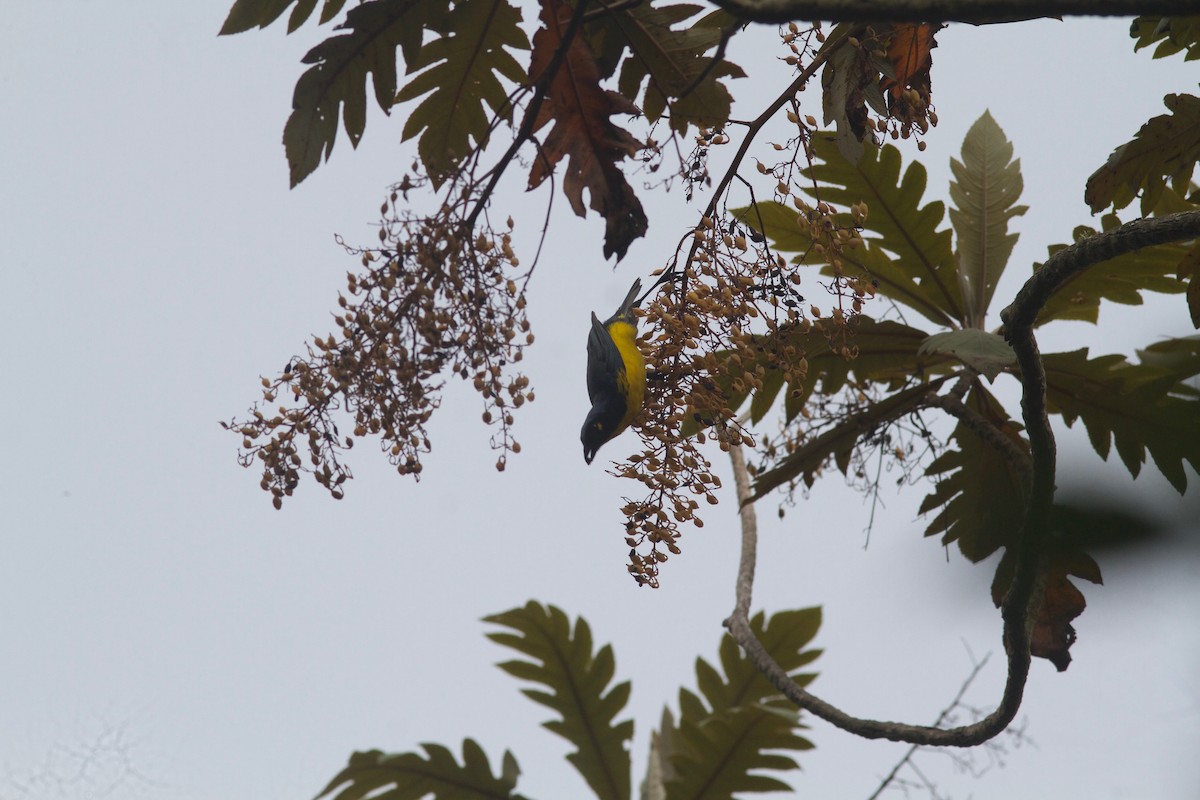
[[607, 319, 645, 433]]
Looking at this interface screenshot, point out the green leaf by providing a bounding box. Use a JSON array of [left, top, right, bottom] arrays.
[[315, 741, 526, 800], [919, 384, 1029, 562], [948, 110, 1028, 327], [918, 329, 1015, 380], [397, 0, 530, 187], [484, 602, 632, 800], [284, 0, 450, 187], [1035, 211, 1190, 326], [1137, 334, 1200, 382], [1131, 16, 1200, 61], [1044, 348, 1200, 492], [220, 0, 348, 34], [752, 380, 946, 498], [1084, 92, 1200, 214], [587, 5, 744, 135], [803, 133, 964, 327], [666, 610, 820, 800], [679, 312, 942, 438], [819, 29, 888, 164]]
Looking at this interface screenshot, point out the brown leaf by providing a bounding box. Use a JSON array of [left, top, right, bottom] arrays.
[[879, 23, 937, 101], [992, 547, 1103, 672], [527, 0, 647, 260], [879, 23, 939, 140]]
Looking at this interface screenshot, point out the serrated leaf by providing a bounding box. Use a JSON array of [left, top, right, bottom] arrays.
[[919, 384, 1029, 562], [666, 610, 820, 800], [284, 0, 448, 187], [220, 0, 347, 34], [1131, 16, 1200, 61], [484, 602, 632, 800], [527, 0, 647, 260], [1044, 348, 1200, 492], [919, 329, 1015, 380], [1035, 210, 1190, 326], [803, 133, 963, 327], [1085, 92, 1200, 214], [948, 110, 1028, 326], [585, 4, 744, 135], [396, 0, 530, 187], [752, 380, 946, 498], [314, 741, 525, 800], [1137, 334, 1200, 381]]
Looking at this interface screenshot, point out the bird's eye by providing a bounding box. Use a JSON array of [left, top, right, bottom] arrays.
[[594, 422, 604, 431]]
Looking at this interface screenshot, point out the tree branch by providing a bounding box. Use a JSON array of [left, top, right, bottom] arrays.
[[708, 0, 1200, 25], [725, 210, 1200, 746]]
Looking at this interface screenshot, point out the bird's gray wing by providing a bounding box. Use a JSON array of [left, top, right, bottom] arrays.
[[586, 311, 623, 404]]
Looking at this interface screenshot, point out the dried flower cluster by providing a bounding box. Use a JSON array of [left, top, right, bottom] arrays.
[[617, 182, 868, 585], [223, 186, 531, 508]]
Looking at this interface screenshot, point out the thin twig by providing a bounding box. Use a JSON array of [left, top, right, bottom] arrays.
[[865, 655, 991, 800]]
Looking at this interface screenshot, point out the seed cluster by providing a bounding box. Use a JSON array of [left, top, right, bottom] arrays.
[[613, 179, 873, 585], [223, 188, 531, 507]]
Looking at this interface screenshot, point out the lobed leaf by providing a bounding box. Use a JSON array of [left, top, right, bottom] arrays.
[[1043, 348, 1200, 493], [803, 133, 963, 327], [1084, 92, 1200, 214], [1131, 16, 1200, 61], [315, 741, 526, 800], [527, 0, 647, 260], [665, 610, 820, 800], [220, 0, 349, 34], [1034, 211, 1190, 326], [586, 4, 744, 135], [919, 384, 1029, 562], [948, 110, 1028, 327], [484, 602, 633, 800], [397, 0, 530, 187], [283, 0, 450, 187]]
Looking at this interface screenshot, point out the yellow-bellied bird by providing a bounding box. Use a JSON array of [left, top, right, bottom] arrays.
[[581, 279, 646, 464]]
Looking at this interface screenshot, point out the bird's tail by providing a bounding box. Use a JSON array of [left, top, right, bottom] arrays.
[[615, 278, 642, 320]]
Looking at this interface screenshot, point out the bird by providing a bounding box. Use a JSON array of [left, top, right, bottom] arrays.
[[581, 278, 646, 464]]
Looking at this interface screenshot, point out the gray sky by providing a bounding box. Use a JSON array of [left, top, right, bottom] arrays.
[[2, 4, 1198, 799]]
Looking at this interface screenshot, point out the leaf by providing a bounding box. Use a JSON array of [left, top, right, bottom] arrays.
[[1084, 92, 1200, 214], [397, 0, 530, 187], [803, 133, 963, 327], [587, 4, 744, 135], [991, 539, 1103, 673], [819, 29, 880, 163], [283, 0, 449, 187], [1131, 16, 1200, 61], [219, 0, 348, 34], [665, 610, 820, 799], [484, 602, 632, 800], [1137, 334, 1200, 381], [527, 0, 648, 260], [1178, 240, 1200, 327], [918, 329, 1015, 380], [1034, 210, 1191, 326], [879, 23, 937, 103], [679, 311, 942, 437], [1043, 348, 1200, 492], [948, 110, 1028, 326], [919, 384, 1029, 562], [315, 741, 525, 800], [752, 380, 946, 498]]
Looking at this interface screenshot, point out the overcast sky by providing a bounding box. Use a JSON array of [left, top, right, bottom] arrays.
[[2, 4, 1198, 799]]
